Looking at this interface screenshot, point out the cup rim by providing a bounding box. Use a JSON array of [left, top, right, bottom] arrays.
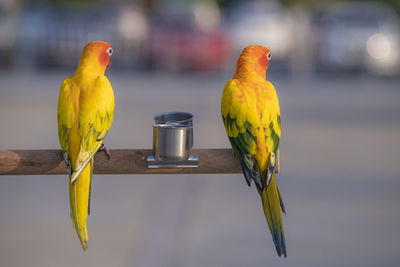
[[153, 123, 193, 129], [153, 111, 193, 125]]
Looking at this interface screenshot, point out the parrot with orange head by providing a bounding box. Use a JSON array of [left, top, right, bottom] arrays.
[[221, 45, 286, 257], [57, 41, 115, 250]]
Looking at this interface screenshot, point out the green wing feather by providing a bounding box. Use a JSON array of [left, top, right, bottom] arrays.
[[70, 75, 115, 183]]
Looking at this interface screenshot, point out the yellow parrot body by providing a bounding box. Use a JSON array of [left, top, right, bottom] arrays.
[[57, 41, 115, 250], [221, 45, 286, 257]]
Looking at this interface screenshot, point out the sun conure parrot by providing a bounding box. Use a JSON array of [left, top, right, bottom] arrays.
[[221, 45, 286, 257], [57, 41, 115, 251]]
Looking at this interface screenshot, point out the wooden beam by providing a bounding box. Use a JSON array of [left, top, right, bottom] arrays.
[[0, 149, 245, 175]]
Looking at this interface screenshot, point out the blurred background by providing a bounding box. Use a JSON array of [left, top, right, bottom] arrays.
[[1, 0, 400, 266]]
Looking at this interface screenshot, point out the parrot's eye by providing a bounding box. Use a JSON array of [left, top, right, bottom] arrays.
[[267, 52, 271, 60], [107, 48, 113, 56]]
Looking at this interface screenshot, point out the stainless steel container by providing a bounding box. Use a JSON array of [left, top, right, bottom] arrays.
[[147, 112, 198, 168], [153, 122, 193, 160]]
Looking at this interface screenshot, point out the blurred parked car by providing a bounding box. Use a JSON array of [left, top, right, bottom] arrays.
[[14, 4, 147, 69], [0, 0, 19, 67], [142, 3, 230, 72], [312, 2, 400, 76], [225, 0, 293, 68]]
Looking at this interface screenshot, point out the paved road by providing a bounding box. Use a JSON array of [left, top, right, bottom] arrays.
[[0, 71, 399, 266]]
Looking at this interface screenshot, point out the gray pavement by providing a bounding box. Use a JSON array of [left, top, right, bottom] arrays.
[[0, 70, 399, 266]]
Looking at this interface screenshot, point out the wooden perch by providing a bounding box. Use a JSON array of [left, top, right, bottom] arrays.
[[0, 149, 280, 175]]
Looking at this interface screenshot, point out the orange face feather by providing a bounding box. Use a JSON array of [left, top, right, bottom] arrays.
[[234, 45, 271, 78], [79, 41, 113, 74]]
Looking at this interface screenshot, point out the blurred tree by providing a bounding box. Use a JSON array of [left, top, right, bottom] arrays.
[[372, 0, 400, 9], [44, 0, 97, 4], [42, 0, 145, 5], [280, 0, 400, 9], [216, 0, 231, 9]]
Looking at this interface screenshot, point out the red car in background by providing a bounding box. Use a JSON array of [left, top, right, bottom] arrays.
[[142, 4, 230, 72]]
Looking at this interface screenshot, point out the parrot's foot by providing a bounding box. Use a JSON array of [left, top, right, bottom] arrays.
[[99, 143, 111, 160], [60, 151, 64, 161]]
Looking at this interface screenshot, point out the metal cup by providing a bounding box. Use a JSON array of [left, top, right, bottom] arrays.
[[152, 112, 194, 161]]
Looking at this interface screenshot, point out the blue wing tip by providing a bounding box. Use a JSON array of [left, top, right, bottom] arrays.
[[273, 238, 287, 257], [273, 226, 287, 257]]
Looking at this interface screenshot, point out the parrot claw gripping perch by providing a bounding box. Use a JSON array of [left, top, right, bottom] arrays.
[[98, 143, 110, 160]]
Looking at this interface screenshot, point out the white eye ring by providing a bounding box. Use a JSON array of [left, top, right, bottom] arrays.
[[267, 52, 271, 60], [107, 48, 113, 56]]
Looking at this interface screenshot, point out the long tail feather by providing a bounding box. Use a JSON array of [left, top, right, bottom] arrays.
[[277, 186, 286, 215], [69, 159, 93, 251], [258, 173, 287, 257]]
